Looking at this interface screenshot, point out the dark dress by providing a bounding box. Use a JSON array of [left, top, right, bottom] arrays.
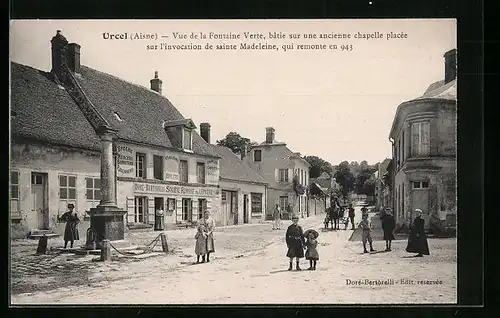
[[406, 217, 430, 255], [305, 238, 319, 261], [381, 214, 396, 240], [286, 224, 305, 258], [60, 211, 80, 242]]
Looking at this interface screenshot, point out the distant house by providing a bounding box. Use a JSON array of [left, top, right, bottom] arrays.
[[243, 127, 311, 220], [309, 172, 342, 211], [389, 49, 457, 228], [199, 124, 268, 226], [10, 30, 221, 237], [374, 158, 393, 211]]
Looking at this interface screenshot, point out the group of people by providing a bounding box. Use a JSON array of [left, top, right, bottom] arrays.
[[357, 206, 430, 257], [285, 215, 320, 270], [324, 202, 357, 231]]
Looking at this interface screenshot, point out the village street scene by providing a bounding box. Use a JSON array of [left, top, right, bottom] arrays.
[[10, 20, 457, 305]]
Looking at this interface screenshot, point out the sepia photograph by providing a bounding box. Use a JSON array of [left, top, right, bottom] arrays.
[[9, 19, 457, 305]]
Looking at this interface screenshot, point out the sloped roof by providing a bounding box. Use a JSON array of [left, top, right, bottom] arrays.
[[378, 158, 392, 175], [310, 177, 331, 189], [10, 62, 101, 150], [212, 145, 268, 185], [75, 66, 219, 157], [416, 79, 456, 101], [318, 172, 331, 179]]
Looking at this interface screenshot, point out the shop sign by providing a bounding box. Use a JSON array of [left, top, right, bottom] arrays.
[[117, 145, 134, 175], [134, 182, 220, 197]]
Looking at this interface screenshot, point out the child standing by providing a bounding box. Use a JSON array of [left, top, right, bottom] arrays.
[[359, 212, 376, 253], [285, 215, 305, 271], [304, 229, 319, 270], [195, 224, 208, 263]]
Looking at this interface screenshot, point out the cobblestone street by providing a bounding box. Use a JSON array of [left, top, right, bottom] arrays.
[[11, 208, 456, 304]]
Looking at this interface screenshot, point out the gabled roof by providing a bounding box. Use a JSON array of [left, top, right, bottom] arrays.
[[309, 177, 331, 190], [75, 66, 219, 157], [11, 61, 219, 158], [10, 63, 101, 150], [212, 145, 268, 185], [378, 158, 392, 176]]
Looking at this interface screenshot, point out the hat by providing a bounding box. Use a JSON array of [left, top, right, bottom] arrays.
[[415, 209, 423, 214], [304, 229, 319, 239], [67, 203, 75, 209], [291, 215, 299, 220]]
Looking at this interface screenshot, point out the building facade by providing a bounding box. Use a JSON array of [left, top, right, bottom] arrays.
[[374, 158, 392, 211], [243, 127, 310, 220], [10, 30, 221, 237], [198, 123, 268, 226], [389, 49, 457, 228]]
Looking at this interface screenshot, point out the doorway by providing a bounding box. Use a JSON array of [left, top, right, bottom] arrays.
[[243, 194, 248, 224], [31, 172, 49, 229]]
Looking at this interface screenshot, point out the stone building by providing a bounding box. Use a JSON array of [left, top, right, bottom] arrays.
[[309, 172, 341, 215], [10, 30, 221, 237], [374, 158, 393, 211], [388, 49, 457, 228], [199, 123, 268, 226], [243, 127, 310, 220]]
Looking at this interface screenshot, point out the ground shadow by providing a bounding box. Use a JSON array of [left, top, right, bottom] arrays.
[[269, 269, 293, 274]]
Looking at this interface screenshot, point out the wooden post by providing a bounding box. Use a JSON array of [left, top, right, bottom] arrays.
[[101, 239, 111, 261], [160, 233, 169, 253], [36, 235, 48, 254]]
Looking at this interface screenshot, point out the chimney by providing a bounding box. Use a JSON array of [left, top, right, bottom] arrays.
[[51, 30, 68, 74], [265, 127, 275, 143], [150, 71, 162, 94], [240, 143, 246, 160], [67, 43, 81, 74], [444, 49, 457, 84], [200, 123, 211, 144]]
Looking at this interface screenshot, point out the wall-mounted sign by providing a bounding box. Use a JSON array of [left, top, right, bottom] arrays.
[[134, 182, 220, 197], [117, 145, 134, 175]]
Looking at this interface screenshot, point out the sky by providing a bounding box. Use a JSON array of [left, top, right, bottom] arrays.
[[10, 19, 456, 166]]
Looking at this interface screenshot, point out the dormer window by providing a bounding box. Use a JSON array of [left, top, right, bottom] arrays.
[[163, 118, 196, 152], [182, 128, 192, 150]]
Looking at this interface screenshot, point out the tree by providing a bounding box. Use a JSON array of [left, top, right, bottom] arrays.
[[303, 156, 333, 178], [362, 178, 376, 196], [334, 161, 355, 199], [216, 132, 257, 156]]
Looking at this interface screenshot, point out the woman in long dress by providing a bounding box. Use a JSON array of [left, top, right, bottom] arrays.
[[199, 210, 216, 262], [406, 209, 430, 257], [58, 203, 80, 249]]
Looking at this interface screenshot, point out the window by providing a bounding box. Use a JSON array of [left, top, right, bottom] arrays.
[[182, 198, 192, 221], [198, 199, 207, 220], [179, 160, 188, 183], [279, 169, 289, 182], [251, 193, 263, 214], [136, 153, 146, 178], [153, 155, 163, 180], [32, 174, 43, 185], [11, 171, 19, 199], [411, 122, 430, 156], [221, 191, 227, 202], [60, 175, 76, 200], [182, 128, 192, 150], [134, 196, 147, 223], [397, 140, 401, 168], [197, 162, 206, 184], [402, 131, 405, 161], [254, 150, 262, 162], [412, 181, 429, 189], [86, 178, 101, 201], [279, 196, 288, 212]]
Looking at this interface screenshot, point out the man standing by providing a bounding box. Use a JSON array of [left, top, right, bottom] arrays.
[[381, 207, 396, 251], [348, 203, 356, 230], [359, 212, 375, 253], [272, 203, 282, 230]]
